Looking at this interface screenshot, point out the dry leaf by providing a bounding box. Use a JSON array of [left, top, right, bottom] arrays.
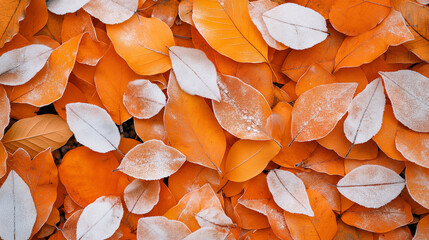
[[137, 216, 191, 240], [83, 0, 139, 24], [46, 0, 90, 15]]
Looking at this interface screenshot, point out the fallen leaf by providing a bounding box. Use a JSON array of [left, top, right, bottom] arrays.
[[83, 0, 139, 24], [263, 3, 328, 50], [405, 162, 429, 211], [66, 102, 120, 153], [0, 0, 31, 48], [46, 0, 90, 15], [395, 125, 429, 168], [137, 216, 191, 240]]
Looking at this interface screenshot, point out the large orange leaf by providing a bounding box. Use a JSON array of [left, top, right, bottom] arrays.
[[19, 0, 48, 39], [0, 0, 30, 48], [334, 10, 414, 71], [164, 73, 226, 171], [329, 0, 391, 36], [2, 114, 72, 157], [213, 74, 273, 140], [192, 0, 268, 63], [414, 215, 429, 240], [106, 15, 174, 75], [94, 45, 139, 124], [341, 197, 413, 233], [284, 189, 337, 240], [395, 125, 429, 168], [9, 33, 82, 106], [58, 146, 129, 207], [291, 82, 357, 142]]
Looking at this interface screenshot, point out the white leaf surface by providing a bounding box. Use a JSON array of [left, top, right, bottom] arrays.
[[262, 3, 328, 50], [0, 171, 37, 240], [137, 216, 191, 240], [76, 196, 123, 240], [267, 169, 314, 216], [124, 179, 160, 214], [66, 103, 120, 153], [83, 0, 139, 24], [183, 227, 228, 240], [0, 44, 53, 86], [46, 0, 90, 15], [344, 78, 386, 144], [169, 46, 221, 101], [118, 139, 187, 180], [196, 207, 234, 229], [248, 0, 286, 50], [123, 79, 166, 119], [337, 165, 405, 208], [379, 70, 429, 132]]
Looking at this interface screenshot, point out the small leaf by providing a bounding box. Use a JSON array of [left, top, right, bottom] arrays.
[[379, 70, 429, 132], [169, 46, 221, 101], [83, 0, 138, 24], [46, 0, 90, 15], [405, 162, 429, 210], [195, 207, 234, 230], [123, 79, 166, 119], [183, 227, 228, 240], [66, 103, 120, 153], [0, 0, 30, 48], [263, 3, 328, 50], [395, 126, 429, 168], [137, 216, 191, 240], [0, 86, 10, 139], [291, 82, 357, 142], [0, 44, 52, 86], [267, 169, 314, 216], [76, 196, 124, 240], [2, 114, 73, 157], [337, 165, 405, 208], [124, 179, 160, 214], [344, 78, 386, 146], [0, 170, 37, 240], [118, 140, 186, 180]]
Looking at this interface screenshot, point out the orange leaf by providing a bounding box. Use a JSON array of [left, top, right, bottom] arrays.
[[395, 125, 429, 168], [0, 0, 31, 48]]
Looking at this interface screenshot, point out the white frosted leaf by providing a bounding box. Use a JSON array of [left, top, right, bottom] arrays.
[[137, 216, 191, 240], [379, 70, 429, 132], [66, 103, 120, 153], [0, 44, 53, 86], [183, 227, 228, 240], [262, 3, 328, 50], [123, 79, 166, 119], [83, 0, 139, 24], [118, 139, 187, 180], [76, 196, 123, 240], [196, 207, 234, 229], [124, 179, 160, 214], [248, 0, 286, 50], [0, 171, 37, 240], [344, 78, 386, 144], [169, 46, 221, 101], [46, 0, 90, 15], [267, 169, 314, 216], [337, 165, 405, 208]]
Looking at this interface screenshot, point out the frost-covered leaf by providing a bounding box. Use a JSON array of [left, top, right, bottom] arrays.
[[76, 196, 123, 240], [124, 179, 160, 214], [344, 78, 386, 145], [46, 0, 90, 15], [66, 103, 120, 153], [267, 169, 314, 216], [213, 74, 272, 140], [183, 227, 229, 240], [262, 3, 328, 50], [395, 126, 429, 168], [0, 170, 37, 240], [169, 46, 221, 101], [405, 162, 429, 210], [379, 70, 429, 132], [123, 79, 166, 119], [196, 207, 234, 230], [83, 0, 138, 24], [248, 0, 286, 50], [0, 44, 52, 86], [291, 83, 357, 142], [137, 216, 191, 240], [337, 165, 405, 208], [117, 139, 186, 180]]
